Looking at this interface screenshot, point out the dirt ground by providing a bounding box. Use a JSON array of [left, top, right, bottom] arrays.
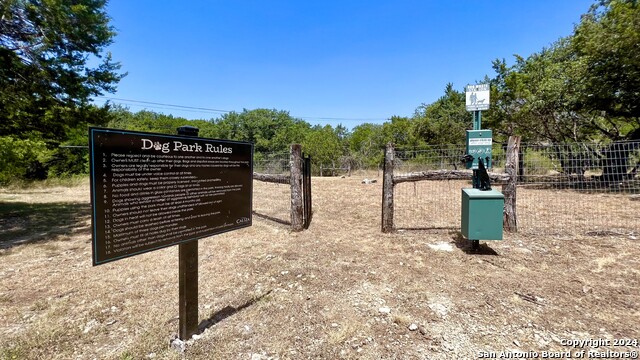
[[1, 176, 639, 359]]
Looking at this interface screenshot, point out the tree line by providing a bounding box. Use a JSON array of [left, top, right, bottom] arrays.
[[1, 0, 638, 183]]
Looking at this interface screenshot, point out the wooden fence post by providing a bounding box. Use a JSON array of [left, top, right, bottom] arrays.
[[381, 143, 394, 232], [290, 144, 304, 231], [503, 136, 521, 232]]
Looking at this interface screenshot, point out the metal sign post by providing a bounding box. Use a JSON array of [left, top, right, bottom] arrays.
[[89, 125, 254, 343], [179, 240, 198, 339], [473, 110, 481, 131], [471, 108, 482, 248], [177, 125, 199, 340], [466, 84, 490, 192], [462, 84, 503, 250], [473, 110, 481, 189]]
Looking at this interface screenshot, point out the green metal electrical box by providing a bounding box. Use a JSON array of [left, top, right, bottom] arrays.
[[465, 130, 493, 169], [461, 188, 504, 240]]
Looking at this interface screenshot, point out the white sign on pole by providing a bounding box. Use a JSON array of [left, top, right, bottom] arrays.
[[465, 84, 490, 111]]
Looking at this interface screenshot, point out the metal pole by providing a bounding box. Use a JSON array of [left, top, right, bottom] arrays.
[[471, 112, 481, 250], [473, 110, 482, 131], [472, 110, 481, 189], [177, 125, 199, 340]]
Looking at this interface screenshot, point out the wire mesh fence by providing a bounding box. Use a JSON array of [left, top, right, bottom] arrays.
[[254, 151, 291, 175], [516, 141, 640, 235], [393, 146, 472, 230], [392, 141, 640, 236], [252, 151, 291, 224]]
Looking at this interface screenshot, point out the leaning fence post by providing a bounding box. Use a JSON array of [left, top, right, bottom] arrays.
[[381, 143, 394, 232], [503, 136, 521, 232], [290, 144, 304, 231]]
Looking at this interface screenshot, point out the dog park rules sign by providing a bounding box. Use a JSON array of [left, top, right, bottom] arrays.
[[89, 128, 253, 265]]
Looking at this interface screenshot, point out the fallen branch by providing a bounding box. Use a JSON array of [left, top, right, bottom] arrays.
[[253, 172, 290, 184], [393, 170, 510, 184], [514, 292, 545, 306]]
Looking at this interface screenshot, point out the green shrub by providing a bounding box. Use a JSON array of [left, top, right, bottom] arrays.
[[46, 147, 89, 178], [523, 149, 557, 175], [0, 136, 52, 184]]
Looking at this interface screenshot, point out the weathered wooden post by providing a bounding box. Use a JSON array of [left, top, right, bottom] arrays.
[[381, 143, 394, 232], [503, 136, 520, 232], [290, 144, 304, 231]]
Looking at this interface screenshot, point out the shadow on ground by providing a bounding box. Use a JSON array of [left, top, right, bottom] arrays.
[[198, 290, 273, 333], [0, 202, 91, 249], [395, 227, 458, 232], [452, 232, 499, 255], [252, 211, 291, 226]]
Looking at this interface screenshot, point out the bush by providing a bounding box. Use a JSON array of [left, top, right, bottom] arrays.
[[0, 136, 52, 184], [46, 147, 89, 178], [523, 148, 557, 176]]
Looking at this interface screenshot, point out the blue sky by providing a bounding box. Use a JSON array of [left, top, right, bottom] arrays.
[[98, 0, 594, 128]]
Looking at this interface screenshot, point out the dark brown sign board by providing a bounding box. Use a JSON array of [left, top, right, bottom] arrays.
[[89, 127, 253, 266]]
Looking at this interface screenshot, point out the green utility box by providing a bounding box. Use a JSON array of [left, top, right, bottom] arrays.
[[465, 130, 493, 169], [461, 188, 504, 240]]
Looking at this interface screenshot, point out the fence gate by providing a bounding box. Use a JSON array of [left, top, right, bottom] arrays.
[[302, 154, 312, 229]]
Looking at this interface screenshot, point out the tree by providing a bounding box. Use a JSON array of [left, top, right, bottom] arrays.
[[494, 40, 596, 143], [483, 0, 640, 184], [382, 116, 418, 149], [214, 109, 309, 153], [486, 0, 639, 143], [572, 0, 640, 121], [348, 123, 386, 168], [0, 0, 124, 142], [484, 58, 528, 141], [107, 108, 193, 134], [302, 125, 343, 171], [413, 83, 469, 146]]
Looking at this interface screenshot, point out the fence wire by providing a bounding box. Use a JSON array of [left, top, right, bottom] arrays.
[[516, 141, 640, 235], [392, 142, 640, 236], [254, 151, 291, 175], [393, 146, 472, 230], [252, 151, 291, 225]]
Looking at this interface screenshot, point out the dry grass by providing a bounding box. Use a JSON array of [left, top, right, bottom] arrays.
[[1, 176, 639, 359]]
